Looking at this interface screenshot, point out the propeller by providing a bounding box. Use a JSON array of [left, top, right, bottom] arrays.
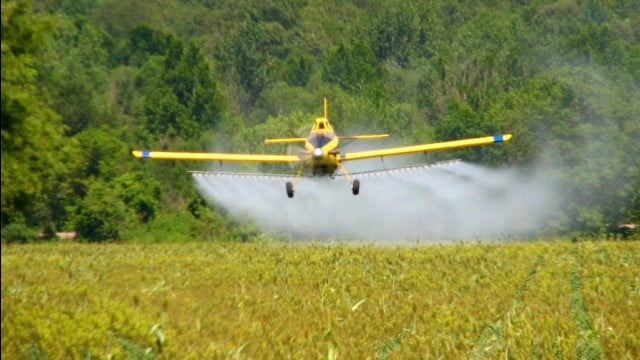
[[286, 124, 311, 169]]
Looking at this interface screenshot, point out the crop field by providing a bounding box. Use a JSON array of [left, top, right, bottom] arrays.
[[2, 240, 638, 359]]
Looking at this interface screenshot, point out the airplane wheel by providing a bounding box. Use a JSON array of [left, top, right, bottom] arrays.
[[286, 182, 294, 198], [352, 179, 360, 195]]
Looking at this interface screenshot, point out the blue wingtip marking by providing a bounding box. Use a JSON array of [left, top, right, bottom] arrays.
[[493, 135, 504, 143], [142, 151, 151, 158]]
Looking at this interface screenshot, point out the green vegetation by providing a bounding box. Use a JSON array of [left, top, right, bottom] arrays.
[[2, 241, 638, 358], [2, 0, 639, 241]]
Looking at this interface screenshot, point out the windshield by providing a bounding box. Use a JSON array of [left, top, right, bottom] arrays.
[[308, 133, 334, 148]]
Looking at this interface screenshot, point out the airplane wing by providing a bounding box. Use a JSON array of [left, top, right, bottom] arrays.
[[339, 134, 389, 141], [340, 134, 512, 161], [264, 137, 307, 144], [132, 150, 299, 163]]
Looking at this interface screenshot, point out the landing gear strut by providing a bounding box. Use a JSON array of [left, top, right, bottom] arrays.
[[337, 162, 360, 196], [285, 164, 361, 197]]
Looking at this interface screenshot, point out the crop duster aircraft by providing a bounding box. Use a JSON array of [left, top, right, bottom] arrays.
[[132, 99, 512, 198]]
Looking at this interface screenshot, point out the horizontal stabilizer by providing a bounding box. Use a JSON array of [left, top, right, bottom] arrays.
[[264, 137, 307, 144], [339, 134, 389, 141]]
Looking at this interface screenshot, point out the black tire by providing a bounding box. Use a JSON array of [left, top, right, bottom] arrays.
[[286, 182, 294, 198], [352, 179, 360, 195]]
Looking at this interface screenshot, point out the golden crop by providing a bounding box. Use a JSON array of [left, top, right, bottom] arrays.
[[2, 241, 638, 359]]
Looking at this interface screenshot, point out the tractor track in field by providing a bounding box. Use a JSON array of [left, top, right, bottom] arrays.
[[570, 244, 603, 359], [472, 244, 605, 359], [471, 249, 546, 358]]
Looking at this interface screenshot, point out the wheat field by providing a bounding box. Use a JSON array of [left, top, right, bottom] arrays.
[[2, 240, 638, 359]]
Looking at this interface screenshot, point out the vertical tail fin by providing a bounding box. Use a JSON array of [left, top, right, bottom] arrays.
[[323, 97, 328, 119]]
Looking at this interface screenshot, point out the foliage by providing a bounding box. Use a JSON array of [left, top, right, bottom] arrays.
[[1, 0, 67, 227], [72, 179, 131, 241], [36, 12, 111, 135], [323, 41, 387, 103], [128, 26, 225, 142], [367, 1, 429, 68], [113, 172, 162, 223], [0, 222, 39, 243], [1, 0, 639, 240]]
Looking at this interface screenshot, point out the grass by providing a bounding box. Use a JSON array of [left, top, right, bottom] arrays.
[[2, 240, 638, 358]]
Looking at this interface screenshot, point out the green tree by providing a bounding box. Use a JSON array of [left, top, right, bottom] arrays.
[[440, 9, 528, 111], [74, 127, 129, 180], [322, 41, 387, 103], [434, 97, 507, 164], [113, 172, 161, 223], [566, 22, 624, 69], [215, 19, 289, 109], [131, 28, 224, 142], [281, 55, 313, 87], [126, 24, 172, 66], [1, 0, 68, 228], [368, 1, 427, 67], [91, 0, 161, 38], [37, 14, 111, 135], [73, 179, 130, 241], [39, 0, 99, 17]]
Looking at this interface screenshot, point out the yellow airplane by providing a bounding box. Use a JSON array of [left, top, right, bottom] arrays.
[[132, 99, 512, 198]]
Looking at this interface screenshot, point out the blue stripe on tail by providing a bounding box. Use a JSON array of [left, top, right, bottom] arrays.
[[493, 135, 504, 143]]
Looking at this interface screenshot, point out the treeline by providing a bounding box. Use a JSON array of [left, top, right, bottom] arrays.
[[2, 0, 638, 242]]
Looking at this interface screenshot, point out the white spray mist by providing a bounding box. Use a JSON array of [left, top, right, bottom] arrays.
[[193, 161, 563, 242]]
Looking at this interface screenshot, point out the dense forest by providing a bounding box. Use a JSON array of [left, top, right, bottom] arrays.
[[2, 0, 639, 242]]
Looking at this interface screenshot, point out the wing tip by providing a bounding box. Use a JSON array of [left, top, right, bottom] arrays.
[[132, 150, 150, 158], [494, 134, 512, 143]]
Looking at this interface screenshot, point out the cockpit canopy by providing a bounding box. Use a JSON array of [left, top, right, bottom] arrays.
[[308, 117, 336, 148], [312, 117, 334, 132]]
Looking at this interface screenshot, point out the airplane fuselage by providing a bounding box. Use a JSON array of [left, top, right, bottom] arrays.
[[303, 118, 341, 175]]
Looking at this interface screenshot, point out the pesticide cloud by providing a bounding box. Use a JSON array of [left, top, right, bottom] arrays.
[[193, 161, 563, 242]]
